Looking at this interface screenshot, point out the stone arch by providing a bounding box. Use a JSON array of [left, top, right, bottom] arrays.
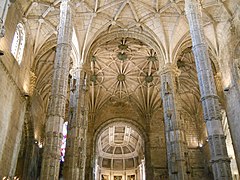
[[92, 117, 149, 180], [84, 30, 165, 68], [173, 32, 220, 74], [82, 20, 166, 62], [32, 37, 57, 70], [173, 34, 225, 107], [93, 118, 147, 148]]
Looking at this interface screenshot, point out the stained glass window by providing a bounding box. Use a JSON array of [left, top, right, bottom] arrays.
[[61, 121, 68, 162]]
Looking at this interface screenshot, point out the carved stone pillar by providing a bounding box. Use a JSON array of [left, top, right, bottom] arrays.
[[64, 68, 89, 180], [185, 0, 232, 179], [160, 64, 188, 180], [40, 0, 73, 179], [0, 0, 10, 38], [0, 0, 15, 55], [0, 0, 15, 37]]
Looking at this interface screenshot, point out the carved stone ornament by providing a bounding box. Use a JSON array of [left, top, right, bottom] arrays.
[[117, 52, 127, 61], [118, 44, 128, 50], [145, 75, 153, 83], [147, 55, 157, 62]]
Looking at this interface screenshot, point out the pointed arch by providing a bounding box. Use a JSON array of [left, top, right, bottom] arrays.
[[11, 23, 26, 64]]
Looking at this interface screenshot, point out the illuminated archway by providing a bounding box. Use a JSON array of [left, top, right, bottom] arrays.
[[94, 121, 146, 180]]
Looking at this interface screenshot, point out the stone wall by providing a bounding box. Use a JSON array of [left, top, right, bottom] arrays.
[[85, 91, 214, 179], [149, 109, 168, 179], [217, 17, 240, 172], [0, 1, 32, 178], [93, 101, 141, 129], [87, 103, 168, 179], [0, 61, 27, 178]]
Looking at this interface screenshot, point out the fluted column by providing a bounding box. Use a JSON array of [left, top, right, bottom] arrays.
[[64, 68, 89, 180], [160, 64, 188, 180], [40, 0, 73, 179], [185, 0, 232, 179]]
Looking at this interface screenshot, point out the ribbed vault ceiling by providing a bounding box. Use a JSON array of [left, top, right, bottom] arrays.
[[98, 125, 143, 158], [19, 0, 237, 126], [20, 0, 234, 63], [89, 37, 161, 113]]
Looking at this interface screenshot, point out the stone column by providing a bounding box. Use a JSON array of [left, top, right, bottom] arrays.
[[0, 0, 16, 37], [0, 0, 11, 38], [64, 69, 89, 180], [40, 0, 73, 179], [185, 0, 232, 179], [160, 64, 188, 180], [0, 0, 15, 55]]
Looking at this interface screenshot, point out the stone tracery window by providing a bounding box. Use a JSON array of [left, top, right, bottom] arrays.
[[11, 23, 25, 64]]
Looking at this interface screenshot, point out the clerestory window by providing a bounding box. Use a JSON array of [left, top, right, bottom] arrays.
[[11, 23, 25, 64]]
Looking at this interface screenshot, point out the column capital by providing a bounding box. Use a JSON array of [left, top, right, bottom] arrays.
[[158, 63, 181, 76]]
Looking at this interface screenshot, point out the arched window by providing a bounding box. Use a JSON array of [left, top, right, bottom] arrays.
[[61, 121, 68, 162], [11, 23, 25, 64]]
